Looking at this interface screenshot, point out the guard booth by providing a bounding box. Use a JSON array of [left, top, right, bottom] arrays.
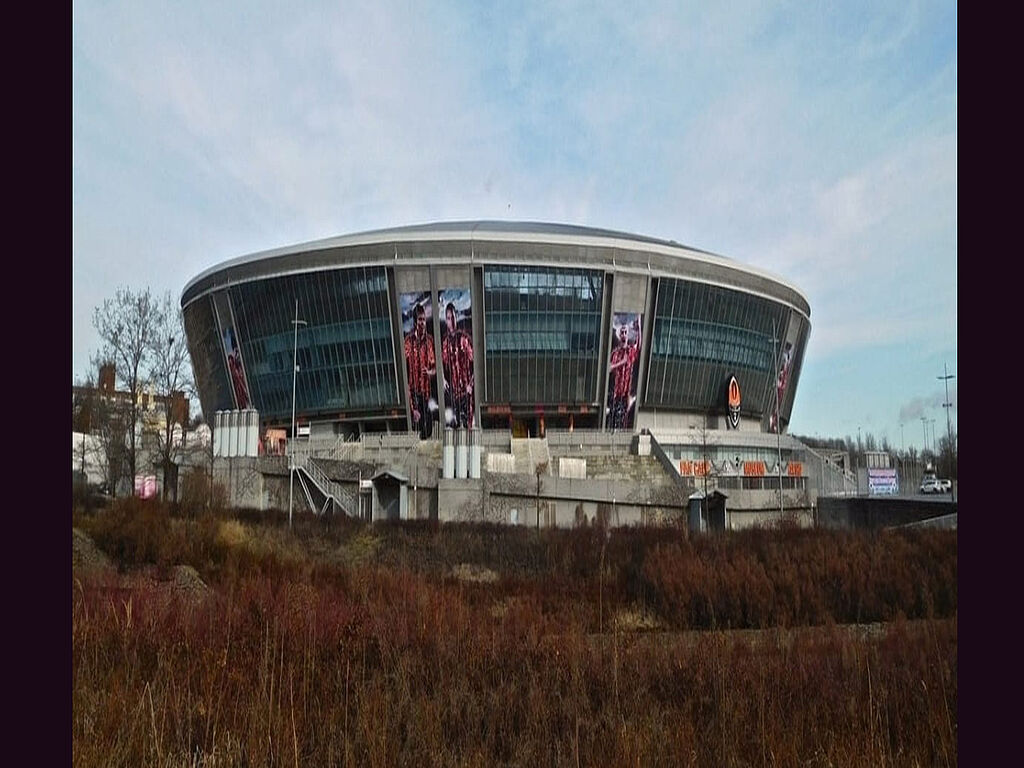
[[371, 469, 409, 521], [688, 492, 706, 534], [688, 490, 729, 533], [706, 490, 728, 531]]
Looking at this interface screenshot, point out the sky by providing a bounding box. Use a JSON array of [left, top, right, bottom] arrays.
[[72, 0, 957, 453]]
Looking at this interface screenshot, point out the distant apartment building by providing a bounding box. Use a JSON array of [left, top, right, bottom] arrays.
[[72, 363, 194, 496]]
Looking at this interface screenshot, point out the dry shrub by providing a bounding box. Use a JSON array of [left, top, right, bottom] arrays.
[[72, 515, 958, 767], [81, 496, 173, 568], [637, 527, 956, 630], [178, 467, 227, 517], [214, 519, 249, 549]]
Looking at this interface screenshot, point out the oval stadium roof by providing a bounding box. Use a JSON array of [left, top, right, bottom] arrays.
[[182, 220, 809, 317]]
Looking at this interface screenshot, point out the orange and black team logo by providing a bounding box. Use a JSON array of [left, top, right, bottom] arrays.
[[726, 375, 741, 429]]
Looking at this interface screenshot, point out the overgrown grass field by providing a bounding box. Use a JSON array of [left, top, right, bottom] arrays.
[[73, 499, 957, 766]]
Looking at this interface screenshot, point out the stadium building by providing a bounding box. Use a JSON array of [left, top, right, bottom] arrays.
[[182, 222, 852, 526]]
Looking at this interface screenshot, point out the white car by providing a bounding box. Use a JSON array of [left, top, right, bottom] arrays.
[[937, 479, 952, 493], [919, 478, 940, 494]]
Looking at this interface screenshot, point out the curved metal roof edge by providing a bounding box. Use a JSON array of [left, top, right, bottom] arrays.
[[181, 220, 809, 315]]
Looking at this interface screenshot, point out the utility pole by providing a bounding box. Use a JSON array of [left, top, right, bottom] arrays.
[[938, 363, 955, 501], [857, 425, 862, 496], [288, 299, 307, 529], [771, 321, 783, 515], [702, 412, 709, 522], [899, 422, 905, 494]]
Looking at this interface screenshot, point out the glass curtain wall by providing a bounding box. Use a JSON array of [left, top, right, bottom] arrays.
[[645, 278, 789, 417], [781, 314, 811, 426], [182, 295, 234, 419], [483, 265, 604, 405], [227, 266, 399, 422]]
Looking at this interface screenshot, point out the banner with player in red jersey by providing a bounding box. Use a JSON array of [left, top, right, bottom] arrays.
[[400, 292, 438, 439], [607, 313, 642, 430], [438, 288, 475, 429]]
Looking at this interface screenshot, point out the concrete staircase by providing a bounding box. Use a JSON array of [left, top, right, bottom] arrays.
[[291, 452, 358, 517], [511, 438, 552, 475]]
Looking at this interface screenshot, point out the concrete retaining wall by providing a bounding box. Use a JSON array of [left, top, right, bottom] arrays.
[[818, 496, 958, 530]]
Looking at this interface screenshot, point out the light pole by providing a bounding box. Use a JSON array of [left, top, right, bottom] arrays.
[[771, 321, 783, 516], [857, 425, 862, 496], [938, 363, 955, 500], [288, 299, 307, 529], [899, 422, 905, 494]]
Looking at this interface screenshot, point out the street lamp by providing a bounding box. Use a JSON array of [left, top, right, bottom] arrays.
[[288, 299, 307, 529], [899, 422, 905, 494], [938, 363, 955, 501], [771, 321, 783, 516]]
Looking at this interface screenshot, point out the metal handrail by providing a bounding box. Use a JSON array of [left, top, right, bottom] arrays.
[[290, 448, 357, 516]]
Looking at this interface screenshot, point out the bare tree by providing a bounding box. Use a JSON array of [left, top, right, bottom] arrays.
[[92, 287, 163, 486], [182, 334, 223, 510], [75, 369, 132, 496], [177, 413, 217, 514], [148, 292, 193, 501], [936, 431, 957, 480]]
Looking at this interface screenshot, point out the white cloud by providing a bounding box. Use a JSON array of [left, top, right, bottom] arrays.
[[73, 1, 956, 445]]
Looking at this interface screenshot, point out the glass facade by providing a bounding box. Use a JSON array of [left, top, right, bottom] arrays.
[[182, 293, 234, 419], [645, 278, 789, 420], [483, 265, 604, 404], [183, 235, 810, 433], [218, 267, 399, 422], [783, 314, 811, 424]]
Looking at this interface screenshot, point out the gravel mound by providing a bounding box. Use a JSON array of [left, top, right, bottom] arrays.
[[451, 563, 499, 583], [169, 564, 208, 595], [72, 528, 115, 576]]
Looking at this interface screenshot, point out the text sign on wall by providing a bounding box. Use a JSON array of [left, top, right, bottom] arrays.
[[679, 460, 712, 477], [744, 461, 766, 477], [868, 468, 899, 495]]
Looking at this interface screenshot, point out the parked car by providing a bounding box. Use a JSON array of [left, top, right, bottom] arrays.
[[919, 478, 940, 494], [937, 479, 952, 493]]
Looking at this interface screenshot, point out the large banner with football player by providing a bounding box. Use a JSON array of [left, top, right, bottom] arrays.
[[213, 291, 251, 410], [222, 326, 251, 410], [400, 291, 438, 439], [769, 338, 795, 433], [606, 313, 642, 430], [437, 288, 475, 428]]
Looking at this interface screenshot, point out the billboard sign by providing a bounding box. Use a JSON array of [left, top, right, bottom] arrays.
[[400, 291, 438, 439], [134, 474, 157, 499], [769, 341, 793, 433], [222, 326, 251, 410], [607, 313, 642, 430], [868, 468, 899, 495], [438, 288, 475, 428]]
